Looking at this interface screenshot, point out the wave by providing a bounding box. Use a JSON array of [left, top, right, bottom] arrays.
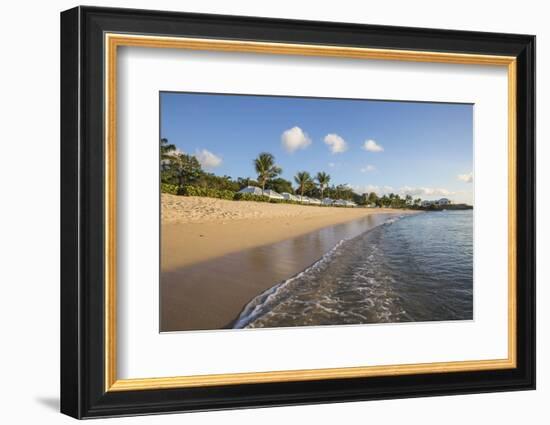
[[233, 215, 407, 329], [232, 238, 349, 328], [383, 215, 405, 225]]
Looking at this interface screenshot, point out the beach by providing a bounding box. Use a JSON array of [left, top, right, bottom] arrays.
[[162, 194, 409, 270], [161, 194, 416, 331]]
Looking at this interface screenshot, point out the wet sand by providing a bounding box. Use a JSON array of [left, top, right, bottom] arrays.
[[161, 208, 416, 332]]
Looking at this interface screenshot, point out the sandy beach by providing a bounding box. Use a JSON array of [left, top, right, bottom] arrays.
[[162, 194, 409, 270], [161, 195, 417, 331]]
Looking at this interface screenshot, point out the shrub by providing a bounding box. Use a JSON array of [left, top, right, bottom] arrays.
[[176, 185, 333, 207], [161, 183, 180, 195], [233, 192, 269, 202], [181, 185, 235, 200]]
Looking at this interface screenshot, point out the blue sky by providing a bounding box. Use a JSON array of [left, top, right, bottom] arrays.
[[160, 92, 473, 204]]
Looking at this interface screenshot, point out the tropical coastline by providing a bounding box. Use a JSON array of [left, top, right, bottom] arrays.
[[159, 92, 474, 332], [234, 210, 473, 329], [161, 200, 416, 331], [161, 194, 415, 271]]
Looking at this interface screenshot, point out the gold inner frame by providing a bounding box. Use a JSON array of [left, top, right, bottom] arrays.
[[104, 33, 517, 392]]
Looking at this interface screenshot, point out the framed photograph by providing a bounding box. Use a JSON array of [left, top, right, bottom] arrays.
[[60, 6, 535, 419]]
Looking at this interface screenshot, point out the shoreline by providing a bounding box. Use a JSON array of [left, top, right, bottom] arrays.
[[160, 195, 419, 331], [162, 194, 416, 271]]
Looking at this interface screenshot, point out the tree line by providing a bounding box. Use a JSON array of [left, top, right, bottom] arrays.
[[160, 138, 421, 208]]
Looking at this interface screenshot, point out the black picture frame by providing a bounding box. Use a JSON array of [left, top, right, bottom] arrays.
[[61, 5, 535, 419]]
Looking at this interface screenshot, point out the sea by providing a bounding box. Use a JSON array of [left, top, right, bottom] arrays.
[[233, 210, 473, 329]]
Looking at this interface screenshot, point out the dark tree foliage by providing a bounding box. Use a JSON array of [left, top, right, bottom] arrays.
[[160, 138, 176, 159], [367, 192, 379, 204], [161, 153, 203, 186], [294, 171, 313, 197], [254, 153, 282, 191], [323, 184, 355, 201], [266, 177, 294, 194]]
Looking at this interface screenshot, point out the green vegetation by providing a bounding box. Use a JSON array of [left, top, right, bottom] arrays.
[[159, 138, 463, 209], [163, 153, 203, 187], [265, 177, 294, 195], [439, 203, 473, 211], [160, 183, 180, 195], [180, 185, 235, 200], [160, 138, 176, 160], [254, 153, 282, 192], [375, 193, 412, 209], [294, 171, 313, 197], [316, 171, 331, 199], [232, 192, 268, 202]]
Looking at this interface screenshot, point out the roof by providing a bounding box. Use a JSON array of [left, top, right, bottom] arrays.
[[263, 189, 284, 199], [238, 186, 263, 195]]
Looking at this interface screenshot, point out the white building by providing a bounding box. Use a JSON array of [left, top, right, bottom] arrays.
[[282, 192, 299, 202], [238, 186, 263, 196], [309, 198, 321, 205], [421, 198, 451, 207], [263, 189, 284, 200], [322, 197, 333, 206]]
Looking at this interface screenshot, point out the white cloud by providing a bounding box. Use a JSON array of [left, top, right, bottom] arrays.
[[324, 133, 348, 154], [281, 126, 312, 153], [352, 184, 393, 195], [362, 139, 384, 152], [194, 149, 222, 169], [457, 172, 473, 183], [360, 164, 376, 173], [398, 186, 452, 197], [328, 162, 336, 168]]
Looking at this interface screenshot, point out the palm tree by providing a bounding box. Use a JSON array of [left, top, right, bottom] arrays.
[[316, 172, 331, 199], [254, 153, 282, 192], [294, 171, 313, 197]]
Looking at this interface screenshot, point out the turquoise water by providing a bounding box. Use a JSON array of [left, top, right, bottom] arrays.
[[234, 210, 473, 328]]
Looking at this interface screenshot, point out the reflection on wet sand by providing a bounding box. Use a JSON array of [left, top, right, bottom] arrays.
[[161, 213, 397, 332]]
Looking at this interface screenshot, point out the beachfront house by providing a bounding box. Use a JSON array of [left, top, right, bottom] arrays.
[[238, 186, 285, 200], [421, 198, 451, 208], [238, 186, 264, 196], [322, 197, 333, 206], [333, 199, 346, 207], [282, 192, 299, 202], [309, 198, 321, 205], [263, 189, 285, 200]]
